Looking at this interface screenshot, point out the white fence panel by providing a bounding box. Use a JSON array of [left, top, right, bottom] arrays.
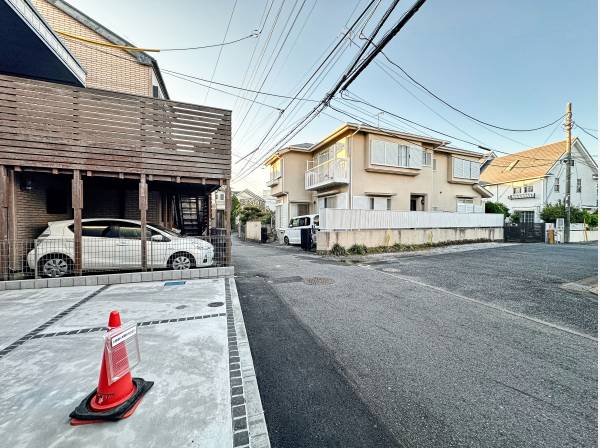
[[320, 209, 504, 230]]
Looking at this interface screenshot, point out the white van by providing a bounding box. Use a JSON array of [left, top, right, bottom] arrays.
[[282, 214, 319, 245]]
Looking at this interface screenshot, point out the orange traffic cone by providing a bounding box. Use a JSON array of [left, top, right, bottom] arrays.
[[69, 311, 153, 426]]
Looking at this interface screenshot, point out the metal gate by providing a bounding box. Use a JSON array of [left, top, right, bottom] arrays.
[[504, 223, 545, 242]]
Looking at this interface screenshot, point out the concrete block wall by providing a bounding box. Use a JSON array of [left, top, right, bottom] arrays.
[[317, 227, 504, 251], [0, 266, 234, 291]]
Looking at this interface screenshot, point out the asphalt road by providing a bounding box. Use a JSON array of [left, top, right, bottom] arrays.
[[234, 240, 598, 447]]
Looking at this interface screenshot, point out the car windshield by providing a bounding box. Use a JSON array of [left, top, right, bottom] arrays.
[[148, 223, 181, 238]]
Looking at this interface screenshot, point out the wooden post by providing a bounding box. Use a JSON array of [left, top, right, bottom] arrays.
[[0, 166, 8, 280], [224, 181, 232, 266], [72, 170, 83, 275], [207, 191, 212, 232], [139, 174, 148, 271]]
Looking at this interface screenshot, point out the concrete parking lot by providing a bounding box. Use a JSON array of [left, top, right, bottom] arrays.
[[0, 277, 269, 448], [234, 239, 597, 447]]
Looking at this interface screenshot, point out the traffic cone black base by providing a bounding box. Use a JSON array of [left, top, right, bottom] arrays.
[[69, 378, 154, 426]]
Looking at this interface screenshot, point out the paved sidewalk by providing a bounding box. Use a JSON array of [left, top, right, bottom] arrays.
[[0, 277, 269, 448]]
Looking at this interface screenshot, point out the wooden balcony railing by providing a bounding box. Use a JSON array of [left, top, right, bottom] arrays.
[[0, 74, 231, 183]]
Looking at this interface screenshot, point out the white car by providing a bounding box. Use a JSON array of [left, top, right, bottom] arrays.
[[282, 214, 319, 245], [27, 218, 214, 278]]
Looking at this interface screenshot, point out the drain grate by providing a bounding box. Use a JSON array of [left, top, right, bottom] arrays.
[[303, 276, 335, 286]]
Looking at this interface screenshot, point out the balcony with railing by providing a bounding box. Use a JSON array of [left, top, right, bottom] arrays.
[[508, 192, 536, 200], [0, 73, 231, 184], [305, 158, 349, 191]]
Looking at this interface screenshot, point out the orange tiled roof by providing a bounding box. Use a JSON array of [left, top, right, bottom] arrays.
[[480, 140, 567, 185]]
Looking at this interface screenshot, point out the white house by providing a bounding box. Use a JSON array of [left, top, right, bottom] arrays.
[[480, 139, 598, 223]]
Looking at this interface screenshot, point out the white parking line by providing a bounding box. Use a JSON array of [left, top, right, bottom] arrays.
[[362, 265, 598, 343]]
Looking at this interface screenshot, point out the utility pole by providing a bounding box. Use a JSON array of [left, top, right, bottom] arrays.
[[564, 102, 572, 243]]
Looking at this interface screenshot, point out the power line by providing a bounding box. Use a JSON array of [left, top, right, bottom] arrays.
[[204, 0, 239, 102], [235, 0, 382, 169], [57, 28, 258, 52], [231, 0, 275, 114], [575, 124, 598, 140], [356, 35, 566, 133], [161, 69, 320, 102], [162, 70, 283, 111], [230, 0, 294, 137], [240, 0, 425, 168], [347, 36, 486, 145]]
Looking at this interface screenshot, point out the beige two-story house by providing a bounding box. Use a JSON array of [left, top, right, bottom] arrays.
[[266, 124, 491, 233]]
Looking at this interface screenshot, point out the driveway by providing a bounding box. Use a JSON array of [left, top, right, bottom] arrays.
[[234, 240, 597, 447], [0, 277, 269, 448]]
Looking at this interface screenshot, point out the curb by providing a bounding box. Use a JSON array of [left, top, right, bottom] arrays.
[[227, 277, 271, 448], [0, 266, 234, 291]]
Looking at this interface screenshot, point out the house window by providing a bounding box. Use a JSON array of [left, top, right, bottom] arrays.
[[323, 196, 337, 209], [296, 203, 310, 216], [432, 158, 438, 171], [368, 197, 389, 210], [422, 151, 432, 166], [452, 157, 479, 180], [513, 187, 522, 194], [46, 188, 69, 214], [152, 85, 160, 98], [577, 179, 582, 192], [456, 198, 474, 213], [370, 139, 422, 169], [554, 178, 560, 192], [520, 211, 535, 224], [314, 140, 347, 165], [269, 159, 281, 180], [524, 185, 533, 193]]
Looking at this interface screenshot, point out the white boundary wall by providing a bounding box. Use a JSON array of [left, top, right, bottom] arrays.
[[320, 209, 504, 230]]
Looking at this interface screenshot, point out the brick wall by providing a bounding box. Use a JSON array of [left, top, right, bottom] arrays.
[[16, 174, 162, 241], [15, 173, 72, 240], [31, 0, 153, 96]]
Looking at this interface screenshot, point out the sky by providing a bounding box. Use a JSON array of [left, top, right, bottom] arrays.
[[68, 0, 598, 194]]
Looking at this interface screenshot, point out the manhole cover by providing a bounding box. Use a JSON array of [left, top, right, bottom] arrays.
[[303, 277, 335, 286], [208, 301, 224, 308]]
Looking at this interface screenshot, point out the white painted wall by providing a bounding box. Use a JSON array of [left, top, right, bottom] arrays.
[[483, 140, 598, 222]]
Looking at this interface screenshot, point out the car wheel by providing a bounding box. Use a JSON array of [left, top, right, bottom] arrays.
[[283, 236, 290, 245], [39, 254, 72, 278], [168, 252, 196, 270]]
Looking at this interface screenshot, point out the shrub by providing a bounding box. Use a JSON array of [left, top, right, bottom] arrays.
[[330, 243, 347, 256], [584, 210, 598, 228], [540, 203, 588, 224], [348, 244, 368, 255], [509, 211, 520, 223], [485, 201, 509, 218]]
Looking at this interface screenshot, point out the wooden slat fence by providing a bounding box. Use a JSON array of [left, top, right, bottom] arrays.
[[0, 74, 231, 181]]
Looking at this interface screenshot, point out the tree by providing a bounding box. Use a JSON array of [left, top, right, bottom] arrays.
[[238, 205, 268, 224], [485, 201, 509, 218], [231, 194, 240, 227]]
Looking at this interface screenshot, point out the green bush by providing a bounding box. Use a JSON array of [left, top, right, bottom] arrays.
[[539, 203, 591, 224], [584, 210, 598, 228], [348, 244, 368, 255], [330, 244, 347, 256], [509, 211, 520, 223], [485, 201, 509, 218]]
